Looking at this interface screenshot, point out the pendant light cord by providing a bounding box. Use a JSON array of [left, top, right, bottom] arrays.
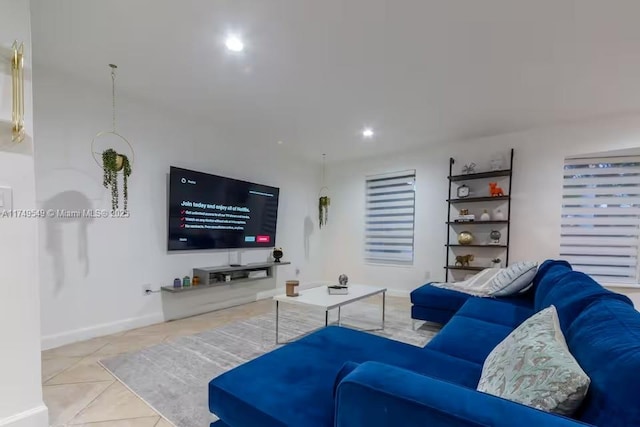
[[109, 64, 117, 132], [321, 153, 326, 186]]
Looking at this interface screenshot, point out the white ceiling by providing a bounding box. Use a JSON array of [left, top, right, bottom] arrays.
[[30, 0, 640, 162]]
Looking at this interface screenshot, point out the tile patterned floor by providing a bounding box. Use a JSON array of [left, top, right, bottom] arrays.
[[42, 296, 411, 426]]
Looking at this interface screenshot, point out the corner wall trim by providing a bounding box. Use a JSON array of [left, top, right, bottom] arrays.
[[41, 312, 165, 350], [0, 404, 48, 427]]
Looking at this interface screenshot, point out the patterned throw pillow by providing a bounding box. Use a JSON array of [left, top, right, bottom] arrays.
[[487, 261, 538, 297], [477, 306, 590, 415]]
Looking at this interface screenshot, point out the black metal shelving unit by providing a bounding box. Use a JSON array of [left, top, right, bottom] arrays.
[[445, 149, 514, 281]]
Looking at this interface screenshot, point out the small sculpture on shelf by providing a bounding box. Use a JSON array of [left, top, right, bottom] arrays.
[[455, 254, 474, 267], [458, 231, 474, 245], [491, 258, 502, 268], [489, 182, 505, 197], [328, 274, 349, 295], [272, 247, 283, 263], [456, 208, 475, 222], [493, 209, 505, 221], [462, 163, 476, 174], [489, 230, 502, 245], [480, 209, 490, 221]]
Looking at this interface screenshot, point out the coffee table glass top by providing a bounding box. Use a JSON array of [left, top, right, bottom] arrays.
[[273, 283, 387, 310]]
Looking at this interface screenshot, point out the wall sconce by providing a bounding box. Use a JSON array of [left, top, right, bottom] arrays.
[[11, 41, 25, 142]]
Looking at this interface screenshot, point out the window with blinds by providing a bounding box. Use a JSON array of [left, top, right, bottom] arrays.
[[561, 156, 640, 285], [365, 170, 416, 264]]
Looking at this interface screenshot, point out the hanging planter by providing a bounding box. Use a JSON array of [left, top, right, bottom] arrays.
[[318, 153, 330, 229], [102, 148, 132, 211], [319, 195, 330, 228], [91, 64, 134, 213]]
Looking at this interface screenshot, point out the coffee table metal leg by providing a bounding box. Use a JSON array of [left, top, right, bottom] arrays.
[[325, 309, 329, 327], [275, 300, 279, 344], [338, 306, 341, 326], [382, 291, 386, 330]]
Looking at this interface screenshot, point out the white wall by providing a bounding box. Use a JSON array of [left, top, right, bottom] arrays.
[[0, 1, 48, 426], [323, 114, 640, 307], [33, 68, 323, 349]]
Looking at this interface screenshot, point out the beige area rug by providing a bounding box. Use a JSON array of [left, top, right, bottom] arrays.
[[101, 300, 439, 427]]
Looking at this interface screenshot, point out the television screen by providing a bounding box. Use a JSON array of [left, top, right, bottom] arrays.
[[168, 166, 279, 251]]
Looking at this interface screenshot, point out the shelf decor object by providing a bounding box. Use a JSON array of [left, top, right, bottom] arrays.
[[286, 280, 300, 297], [445, 149, 514, 280], [91, 64, 134, 211], [272, 247, 284, 262], [11, 41, 25, 143], [319, 154, 330, 228], [458, 231, 474, 245], [162, 261, 291, 293]]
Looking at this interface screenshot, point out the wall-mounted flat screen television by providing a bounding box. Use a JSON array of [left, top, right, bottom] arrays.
[[168, 166, 279, 251]]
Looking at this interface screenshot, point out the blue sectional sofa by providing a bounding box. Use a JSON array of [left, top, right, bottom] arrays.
[[209, 260, 640, 426]]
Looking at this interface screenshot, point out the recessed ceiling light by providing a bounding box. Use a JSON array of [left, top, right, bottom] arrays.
[[277, 140, 284, 145], [225, 35, 244, 52], [362, 127, 374, 138]]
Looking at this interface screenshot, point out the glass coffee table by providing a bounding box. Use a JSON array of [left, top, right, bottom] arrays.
[[273, 283, 387, 344]]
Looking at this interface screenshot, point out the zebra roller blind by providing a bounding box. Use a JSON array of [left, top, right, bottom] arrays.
[[365, 170, 416, 264], [561, 156, 640, 284]]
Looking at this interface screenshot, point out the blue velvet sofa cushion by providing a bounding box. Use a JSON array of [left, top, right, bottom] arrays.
[[209, 326, 483, 427], [456, 298, 534, 328], [335, 362, 591, 427], [410, 284, 474, 312], [565, 299, 640, 427], [425, 315, 514, 365], [411, 304, 456, 325], [534, 261, 633, 330], [411, 279, 534, 325]]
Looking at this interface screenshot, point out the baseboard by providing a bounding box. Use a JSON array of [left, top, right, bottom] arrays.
[[0, 404, 48, 427], [41, 312, 165, 350]]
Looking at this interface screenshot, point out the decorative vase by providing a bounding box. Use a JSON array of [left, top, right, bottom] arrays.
[[489, 230, 502, 245], [491, 261, 501, 268], [458, 231, 474, 245], [493, 209, 505, 221], [480, 209, 490, 221]]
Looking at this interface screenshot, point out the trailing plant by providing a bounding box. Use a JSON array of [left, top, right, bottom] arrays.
[[102, 148, 132, 211], [319, 196, 330, 228]]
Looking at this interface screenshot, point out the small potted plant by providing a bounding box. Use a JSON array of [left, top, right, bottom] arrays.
[[102, 148, 132, 211], [491, 257, 502, 268]]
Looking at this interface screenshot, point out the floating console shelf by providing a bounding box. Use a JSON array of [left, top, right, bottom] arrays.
[[161, 261, 290, 293]]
